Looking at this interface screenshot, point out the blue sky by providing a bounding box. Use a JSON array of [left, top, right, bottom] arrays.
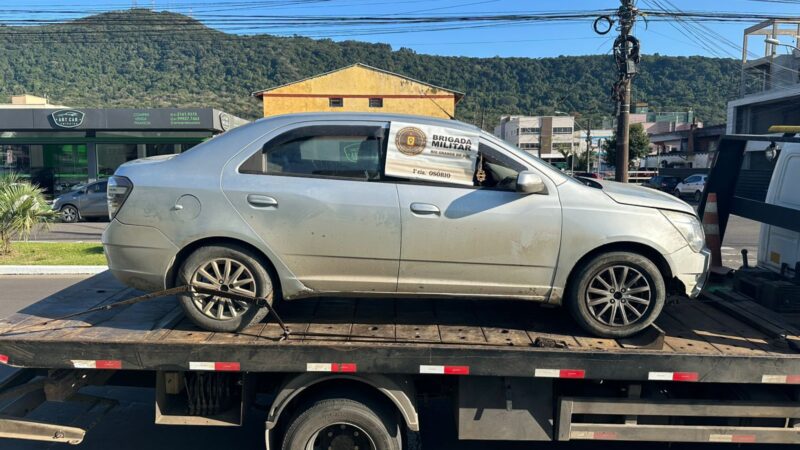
[[1, 0, 798, 58]]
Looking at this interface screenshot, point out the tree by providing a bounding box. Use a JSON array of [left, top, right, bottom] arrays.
[[602, 123, 651, 168], [0, 173, 56, 254]]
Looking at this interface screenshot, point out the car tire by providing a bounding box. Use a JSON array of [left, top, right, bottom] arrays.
[[694, 190, 702, 202], [60, 205, 79, 223], [672, 189, 681, 197], [281, 396, 402, 450], [176, 244, 272, 332], [566, 252, 666, 338]]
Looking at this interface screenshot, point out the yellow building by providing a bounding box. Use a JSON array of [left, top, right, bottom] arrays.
[[252, 63, 463, 119]]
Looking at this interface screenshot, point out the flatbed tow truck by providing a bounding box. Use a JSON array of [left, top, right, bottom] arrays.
[[1, 134, 800, 448]]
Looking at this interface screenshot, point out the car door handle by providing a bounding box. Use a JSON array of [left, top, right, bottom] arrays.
[[410, 202, 440, 216], [247, 194, 278, 208]]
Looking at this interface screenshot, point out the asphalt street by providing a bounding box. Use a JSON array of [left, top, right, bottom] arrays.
[[29, 222, 106, 242]]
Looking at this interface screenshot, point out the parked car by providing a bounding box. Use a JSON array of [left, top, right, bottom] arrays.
[[673, 174, 708, 202], [102, 113, 710, 338], [643, 175, 682, 193], [573, 172, 603, 180], [52, 180, 108, 223]]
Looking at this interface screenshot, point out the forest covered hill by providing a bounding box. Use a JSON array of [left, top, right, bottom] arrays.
[[0, 10, 741, 127]]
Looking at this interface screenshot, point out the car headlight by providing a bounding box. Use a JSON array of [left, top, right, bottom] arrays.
[[661, 210, 705, 252]]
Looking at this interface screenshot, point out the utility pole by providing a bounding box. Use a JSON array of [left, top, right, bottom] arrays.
[[585, 121, 592, 172], [612, 0, 640, 182]]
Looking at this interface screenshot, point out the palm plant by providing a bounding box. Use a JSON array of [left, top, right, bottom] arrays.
[[0, 173, 56, 254]]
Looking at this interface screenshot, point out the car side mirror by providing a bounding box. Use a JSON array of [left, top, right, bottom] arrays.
[[516, 171, 546, 194]]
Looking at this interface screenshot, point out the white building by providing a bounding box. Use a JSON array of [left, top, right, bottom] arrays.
[[728, 19, 800, 134], [494, 115, 576, 166]]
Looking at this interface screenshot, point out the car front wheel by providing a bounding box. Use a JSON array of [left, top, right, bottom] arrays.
[[672, 189, 681, 197], [177, 244, 272, 332], [60, 205, 78, 223], [566, 252, 666, 338]]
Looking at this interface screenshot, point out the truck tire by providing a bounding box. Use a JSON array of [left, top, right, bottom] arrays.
[[176, 244, 271, 332], [281, 397, 402, 450], [566, 252, 665, 338]]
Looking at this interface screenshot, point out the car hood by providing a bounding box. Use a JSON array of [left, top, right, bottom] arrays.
[[595, 179, 696, 215]]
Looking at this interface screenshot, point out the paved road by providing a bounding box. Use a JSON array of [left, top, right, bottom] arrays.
[[721, 214, 761, 269], [29, 222, 106, 242]]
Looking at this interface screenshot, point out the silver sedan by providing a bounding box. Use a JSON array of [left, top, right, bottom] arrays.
[[102, 113, 709, 338]]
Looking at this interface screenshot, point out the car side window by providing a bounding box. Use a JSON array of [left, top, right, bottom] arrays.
[[685, 175, 698, 183], [240, 125, 386, 181], [92, 182, 107, 193], [474, 143, 525, 191]]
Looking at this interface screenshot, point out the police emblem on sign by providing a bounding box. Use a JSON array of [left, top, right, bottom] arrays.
[[395, 127, 427, 156]]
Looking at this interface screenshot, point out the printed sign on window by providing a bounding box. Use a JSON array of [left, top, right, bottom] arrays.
[[385, 121, 479, 186]]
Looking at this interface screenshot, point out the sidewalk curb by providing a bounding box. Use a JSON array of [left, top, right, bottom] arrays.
[[0, 265, 108, 275]]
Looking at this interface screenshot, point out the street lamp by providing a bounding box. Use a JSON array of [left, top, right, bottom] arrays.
[[765, 37, 800, 53]]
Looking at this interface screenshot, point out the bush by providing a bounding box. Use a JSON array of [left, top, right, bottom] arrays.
[[0, 173, 56, 254]]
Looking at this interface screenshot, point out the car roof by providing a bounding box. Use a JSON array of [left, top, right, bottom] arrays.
[[250, 112, 482, 134]]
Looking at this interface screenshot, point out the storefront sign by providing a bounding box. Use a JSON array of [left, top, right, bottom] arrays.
[[385, 121, 478, 186], [51, 110, 85, 128]]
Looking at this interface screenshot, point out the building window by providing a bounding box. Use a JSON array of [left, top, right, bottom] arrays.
[[519, 143, 540, 150], [553, 143, 573, 152], [519, 127, 541, 134], [329, 97, 344, 108], [369, 98, 383, 108], [553, 127, 574, 134]]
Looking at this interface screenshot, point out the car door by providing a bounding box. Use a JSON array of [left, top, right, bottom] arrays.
[[80, 182, 108, 217], [223, 121, 401, 293], [396, 138, 562, 299], [681, 175, 698, 194]]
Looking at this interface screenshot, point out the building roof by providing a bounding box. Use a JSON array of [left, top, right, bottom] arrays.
[[251, 63, 465, 103]]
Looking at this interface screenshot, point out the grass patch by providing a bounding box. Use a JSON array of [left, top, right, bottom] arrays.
[[0, 242, 106, 266]]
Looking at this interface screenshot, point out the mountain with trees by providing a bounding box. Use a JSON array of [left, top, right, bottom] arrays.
[[0, 9, 741, 128]]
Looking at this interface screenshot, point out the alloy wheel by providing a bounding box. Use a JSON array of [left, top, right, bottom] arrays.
[[61, 206, 77, 222], [190, 258, 256, 321], [306, 423, 376, 450], [585, 265, 652, 327]]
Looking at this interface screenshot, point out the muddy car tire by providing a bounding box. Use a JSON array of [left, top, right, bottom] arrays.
[[566, 252, 666, 338], [177, 244, 272, 332]]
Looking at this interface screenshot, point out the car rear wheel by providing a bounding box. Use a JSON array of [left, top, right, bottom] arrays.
[[60, 205, 78, 223], [177, 244, 272, 332], [566, 252, 666, 338]]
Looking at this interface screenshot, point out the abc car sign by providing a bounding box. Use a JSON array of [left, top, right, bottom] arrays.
[[51, 110, 85, 128]]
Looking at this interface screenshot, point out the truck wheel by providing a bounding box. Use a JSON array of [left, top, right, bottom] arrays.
[[177, 244, 271, 332], [281, 397, 402, 450], [566, 252, 665, 338], [61, 205, 79, 223]]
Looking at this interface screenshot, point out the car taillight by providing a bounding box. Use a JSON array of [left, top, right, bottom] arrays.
[[107, 176, 133, 219]]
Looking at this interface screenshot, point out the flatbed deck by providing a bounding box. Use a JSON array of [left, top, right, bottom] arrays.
[[1, 272, 800, 384]]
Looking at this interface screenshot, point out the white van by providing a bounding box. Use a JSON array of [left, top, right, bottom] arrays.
[[758, 141, 800, 272]]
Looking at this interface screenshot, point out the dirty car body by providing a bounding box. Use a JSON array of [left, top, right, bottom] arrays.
[[102, 113, 710, 337]]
